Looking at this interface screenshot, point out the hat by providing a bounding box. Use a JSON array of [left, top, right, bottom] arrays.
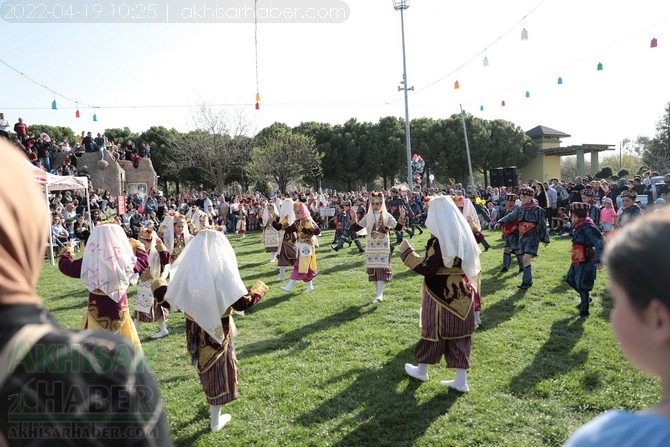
[[620, 189, 637, 199], [139, 227, 154, 241], [173, 212, 186, 224], [519, 187, 535, 197], [570, 202, 591, 211], [452, 195, 464, 207], [504, 193, 518, 201], [655, 198, 666, 204]]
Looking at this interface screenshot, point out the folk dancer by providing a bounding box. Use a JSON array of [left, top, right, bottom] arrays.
[[349, 192, 406, 303], [133, 227, 172, 338], [453, 195, 487, 324], [402, 195, 480, 392], [581, 188, 601, 227], [566, 202, 606, 318], [332, 201, 365, 252], [273, 198, 297, 281], [162, 229, 269, 432], [495, 186, 550, 290], [274, 202, 321, 293], [59, 223, 148, 353], [499, 193, 524, 273], [262, 201, 280, 262], [159, 211, 193, 263]]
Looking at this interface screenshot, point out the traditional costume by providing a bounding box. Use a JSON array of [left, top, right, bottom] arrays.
[[162, 230, 268, 432], [453, 195, 491, 251], [272, 198, 297, 282], [262, 202, 280, 262], [159, 212, 193, 262], [59, 223, 148, 353], [349, 192, 405, 303], [496, 187, 550, 289], [402, 195, 481, 392], [566, 203, 606, 317], [499, 193, 524, 273], [275, 202, 321, 293], [133, 227, 172, 338], [332, 201, 364, 252]]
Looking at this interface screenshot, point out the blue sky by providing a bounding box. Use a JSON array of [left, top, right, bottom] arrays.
[[1, 0, 669, 150]]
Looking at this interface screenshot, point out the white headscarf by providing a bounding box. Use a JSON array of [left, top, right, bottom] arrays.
[[160, 214, 192, 254], [425, 196, 481, 291], [279, 198, 295, 226], [145, 230, 162, 280], [164, 230, 248, 344], [460, 197, 481, 231], [81, 224, 137, 302], [262, 202, 279, 226]]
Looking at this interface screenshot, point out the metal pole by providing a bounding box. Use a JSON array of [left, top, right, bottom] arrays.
[[460, 104, 475, 193], [396, 3, 413, 191]]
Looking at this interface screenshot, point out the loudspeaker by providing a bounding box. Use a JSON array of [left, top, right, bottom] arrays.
[[503, 166, 518, 187], [490, 168, 504, 188]]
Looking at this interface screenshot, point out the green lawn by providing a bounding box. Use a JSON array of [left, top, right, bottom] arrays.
[[36, 229, 660, 446]]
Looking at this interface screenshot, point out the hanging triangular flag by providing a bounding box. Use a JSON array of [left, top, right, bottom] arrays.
[[454, 80, 460, 90], [525, 91, 530, 98], [651, 37, 658, 48], [597, 62, 603, 71], [557, 76, 563, 85], [501, 100, 506, 107], [93, 113, 98, 122], [255, 102, 260, 110], [51, 100, 57, 110], [75, 109, 80, 118], [480, 105, 484, 111], [483, 57, 489, 67]]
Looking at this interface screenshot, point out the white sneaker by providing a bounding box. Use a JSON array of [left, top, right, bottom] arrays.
[[304, 285, 314, 293], [151, 329, 169, 339], [280, 285, 292, 292], [404, 363, 429, 381], [211, 413, 231, 432], [371, 297, 384, 303], [440, 380, 469, 392]]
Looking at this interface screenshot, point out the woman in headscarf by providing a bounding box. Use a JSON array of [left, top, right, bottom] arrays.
[[401, 195, 481, 392], [59, 222, 149, 353], [349, 192, 406, 303], [271, 198, 297, 282], [261, 201, 280, 263], [133, 227, 172, 339], [273, 201, 321, 293], [162, 229, 268, 432], [0, 140, 172, 444], [159, 211, 193, 262]]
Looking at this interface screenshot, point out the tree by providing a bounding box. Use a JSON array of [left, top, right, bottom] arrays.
[[368, 117, 405, 190], [137, 126, 181, 190], [165, 106, 248, 192], [641, 102, 670, 172], [104, 127, 137, 146], [246, 124, 323, 193], [28, 125, 76, 145]]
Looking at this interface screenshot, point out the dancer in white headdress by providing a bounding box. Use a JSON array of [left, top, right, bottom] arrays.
[[401, 195, 481, 392], [59, 223, 148, 353], [161, 229, 268, 432], [261, 201, 280, 262], [272, 198, 297, 282], [133, 227, 171, 339], [349, 192, 406, 303], [159, 211, 193, 262]]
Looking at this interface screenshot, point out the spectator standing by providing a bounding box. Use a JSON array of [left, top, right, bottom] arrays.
[[0, 113, 10, 138], [13, 117, 27, 143]]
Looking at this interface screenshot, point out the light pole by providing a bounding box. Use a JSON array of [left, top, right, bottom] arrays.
[[393, 0, 413, 191]]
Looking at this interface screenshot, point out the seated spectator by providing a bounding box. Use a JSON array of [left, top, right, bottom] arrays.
[[74, 214, 91, 243], [50, 215, 69, 249], [551, 207, 570, 233]]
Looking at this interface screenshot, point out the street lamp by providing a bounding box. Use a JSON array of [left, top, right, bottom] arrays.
[[393, 0, 413, 191]]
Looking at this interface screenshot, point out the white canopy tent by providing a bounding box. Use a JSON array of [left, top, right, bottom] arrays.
[[27, 162, 92, 264]]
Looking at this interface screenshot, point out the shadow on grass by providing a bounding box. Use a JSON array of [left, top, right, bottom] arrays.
[[598, 289, 613, 321], [509, 317, 587, 396], [173, 405, 210, 445], [298, 347, 463, 447], [238, 304, 378, 359], [477, 289, 527, 331], [48, 303, 87, 313]]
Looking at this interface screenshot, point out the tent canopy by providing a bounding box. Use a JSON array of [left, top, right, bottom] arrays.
[[26, 160, 89, 190]]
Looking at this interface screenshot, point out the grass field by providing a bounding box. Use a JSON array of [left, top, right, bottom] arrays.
[[36, 229, 660, 446]]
